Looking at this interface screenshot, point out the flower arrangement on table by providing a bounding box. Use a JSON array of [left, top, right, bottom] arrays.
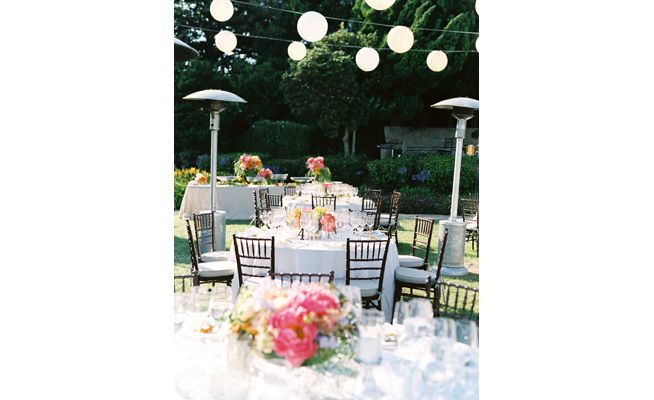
[[234, 154, 263, 183], [188, 172, 208, 185], [306, 156, 332, 183], [313, 207, 336, 236], [289, 207, 302, 229], [258, 168, 273, 184], [228, 283, 358, 367]]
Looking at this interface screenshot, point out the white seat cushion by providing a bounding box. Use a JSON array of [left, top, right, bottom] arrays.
[[395, 267, 436, 285], [398, 255, 425, 268], [241, 275, 271, 287], [198, 260, 235, 278], [351, 280, 381, 298], [200, 250, 231, 262], [379, 213, 391, 226], [466, 222, 478, 231]]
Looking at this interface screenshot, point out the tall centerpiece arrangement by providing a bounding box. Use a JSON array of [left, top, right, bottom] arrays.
[[314, 207, 337, 238], [306, 156, 331, 183], [228, 283, 358, 367], [234, 154, 263, 183], [258, 168, 273, 184]]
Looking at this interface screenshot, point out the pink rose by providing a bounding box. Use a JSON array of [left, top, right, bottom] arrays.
[[243, 155, 251, 164], [316, 157, 324, 163], [320, 214, 336, 233], [269, 307, 318, 367]]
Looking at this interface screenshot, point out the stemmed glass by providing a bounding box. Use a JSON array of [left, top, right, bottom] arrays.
[[261, 210, 271, 228], [300, 212, 312, 240], [364, 212, 376, 233], [356, 309, 385, 398], [336, 210, 349, 239]]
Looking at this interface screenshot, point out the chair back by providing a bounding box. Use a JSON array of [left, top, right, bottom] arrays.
[[388, 191, 402, 227], [192, 211, 215, 255], [460, 195, 479, 223], [361, 189, 382, 229], [232, 235, 275, 286], [268, 271, 334, 286], [185, 219, 200, 278], [258, 188, 271, 211], [311, 195, 337, 211], [411, 217, 435, 265], [267, 193, 283, 208], [284, 186, 297, 196], [252, 190, 264, 227], [427, 279, 479, 323], [345, 237, 391, 295], [434, 228, 449, 282]]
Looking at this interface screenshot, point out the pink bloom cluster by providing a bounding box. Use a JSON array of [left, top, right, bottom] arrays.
[[258, 168, 273, 178], [268, 284, 341, 367], [306, 156, 325, 172], [320, 213, 336, 233], [239, 154, 262, 171]]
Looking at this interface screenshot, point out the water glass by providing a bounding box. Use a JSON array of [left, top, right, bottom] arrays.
[[394, 298, 434, 340], [339, 285, 362, 320], [455, 320, 479, 348]]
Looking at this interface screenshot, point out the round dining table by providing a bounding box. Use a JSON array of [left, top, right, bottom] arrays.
[[178, 184, 284, 220], [228, 226, 399, 321], [283, 194, 364, 212]]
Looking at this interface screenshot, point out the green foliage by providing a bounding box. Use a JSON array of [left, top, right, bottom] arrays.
[[328, 156, 370, 187], [242, 120, 311, 158], [366, 157, 419, 191], [417, 154, 477, 194], [265, 158, 307, 177], [397, 186, 451, 214]]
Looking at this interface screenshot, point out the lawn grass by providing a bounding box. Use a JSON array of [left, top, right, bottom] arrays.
[[173, 216, 479, 306]]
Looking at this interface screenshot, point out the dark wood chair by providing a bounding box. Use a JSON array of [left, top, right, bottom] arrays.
[[266, 193, 283, 209], [380, 191, 401, 244], [361, 189, 382, 230], [252, 190, 264, 228], [345, 237, 391, 310], [311, 195, 337, 211], [192, 211, 230, 262], [427, 278, 479, 324], [284, 186, 297, 196], [268, 270, 335, 286], [460, 197, 479, 256], [232, 235, 275, 287], [185, 219, 235, 287], [258, 188, 271, 211], [391, 229, 449, 320], [398, 217, 434, 270]]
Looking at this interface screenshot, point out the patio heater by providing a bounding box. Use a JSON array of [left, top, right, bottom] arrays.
[[431, 97, 479, 276], [183, 89, 247, 251], [174, 38, 199, 62]]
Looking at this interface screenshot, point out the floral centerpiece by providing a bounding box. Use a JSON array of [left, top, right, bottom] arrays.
[[313, 207, 336, 236], [258, 168, 273, 184], [228, 283, 358, 367], [188, 172, 208, 185], [306, 156, 332, 183], [289, 207, 302, 229], [234, 154, 263, 182]]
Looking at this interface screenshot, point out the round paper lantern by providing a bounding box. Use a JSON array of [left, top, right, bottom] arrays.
[[287, 41, 307, 61], [355, 47, 380, 72], [297, 11, 328, 42], [475, 37, 479, 52], [387, 26, 414, 53], [426, 50, 448, 72], [365, 0, 395, 11], [215, 30, 237, 53], [210, 0, 234, 22]]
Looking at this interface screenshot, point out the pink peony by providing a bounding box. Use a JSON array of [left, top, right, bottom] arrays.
[[296, 284, 340, 332], [258, 168, 272, 178], [268, 306, 318, 367], [320, 213, 336, 233], [243, 155, 251, 164]]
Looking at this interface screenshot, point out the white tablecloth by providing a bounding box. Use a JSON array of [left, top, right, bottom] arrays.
[[229, 227, 399, 321], [283, 195, 363, 211], [178, 184, 284, 220]]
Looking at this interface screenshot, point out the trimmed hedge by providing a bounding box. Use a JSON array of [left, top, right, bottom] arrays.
[[242, 120, 311, 158], [417, 155, 477, 194], [397, 187, 452, 215], [366, 156, 418, 192]]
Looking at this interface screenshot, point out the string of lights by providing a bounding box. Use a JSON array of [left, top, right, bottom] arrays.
[[230, 0, 479, 35], [175, 23, 478, 54]]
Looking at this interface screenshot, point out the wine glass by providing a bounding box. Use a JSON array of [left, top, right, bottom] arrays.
[[261, 210, 271, 228], [300, 213, 312, 240], [364, 212, 376, 233], [339, 285, 362, 321], [394, 298, 434, 342], [420, 318, 458, 394], [356, 309, 385, 397], [456, 320, 479, 348], [335, 210, 349, 238]]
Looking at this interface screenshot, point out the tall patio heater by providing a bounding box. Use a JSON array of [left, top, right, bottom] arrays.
[[431, 97, 479, 276], [183, 89, 247, 251]]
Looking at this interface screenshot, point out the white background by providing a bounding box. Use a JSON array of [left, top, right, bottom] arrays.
[[0, 0, 653, 399]]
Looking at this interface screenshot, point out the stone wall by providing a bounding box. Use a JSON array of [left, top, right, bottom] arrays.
[[382, 126, 479, 157]]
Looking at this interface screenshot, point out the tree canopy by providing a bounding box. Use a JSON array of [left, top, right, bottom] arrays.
[[174, 0, 478, 164]]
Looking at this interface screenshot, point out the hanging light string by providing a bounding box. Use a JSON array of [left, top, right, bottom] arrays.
[[176, 23, 478, 53], [230, 0, 479, 35]]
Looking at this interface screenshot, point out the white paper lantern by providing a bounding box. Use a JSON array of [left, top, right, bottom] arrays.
[[210, 0, 234, 22], [387, 26, 414, 53], [426, 50, 448, 72], [365, 0, 395, 11], [287, 41, 307, 61], [215, 30, 237, 53], [475, 37, 479, 52], [297, 11, 328, 42], [355, 47, 380, 72]]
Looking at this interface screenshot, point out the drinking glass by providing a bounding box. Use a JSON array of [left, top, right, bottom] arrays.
[[174, 293, 186, 334], [456, 320, 479, 348], [393, 298, 434, 341], [261, 210, 271, 228], [300, 213, 312, 239], [335, 210, 349, 238], [356, 309, 385, 398], [364, 212, 375, 232], [339, 285, 362, 321]]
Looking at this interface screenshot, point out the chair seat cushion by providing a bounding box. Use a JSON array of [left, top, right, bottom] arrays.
[[242, 275, 271, 287], [200, 251, 231, 262], [379, 213, 391, 226], [198, 260, 236, 278], [351, 280, 381, 298], [398, 255, 425, 268], [466, 222, 478, 231], [395, 267, 436, 285]]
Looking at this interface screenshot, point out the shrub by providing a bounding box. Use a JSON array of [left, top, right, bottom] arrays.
[[196, 154, 210, 171], [397, 187, 451, 215], [417, 155, 477, 194], [265, 158, 307, 177], [242, 120, 311, 158], [366, 157, 418, 192], [328, 156, 369, 187]]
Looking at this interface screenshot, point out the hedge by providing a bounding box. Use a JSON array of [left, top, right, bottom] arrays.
[[366, 156, 418, 192], [242, 120, 311, 158]]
